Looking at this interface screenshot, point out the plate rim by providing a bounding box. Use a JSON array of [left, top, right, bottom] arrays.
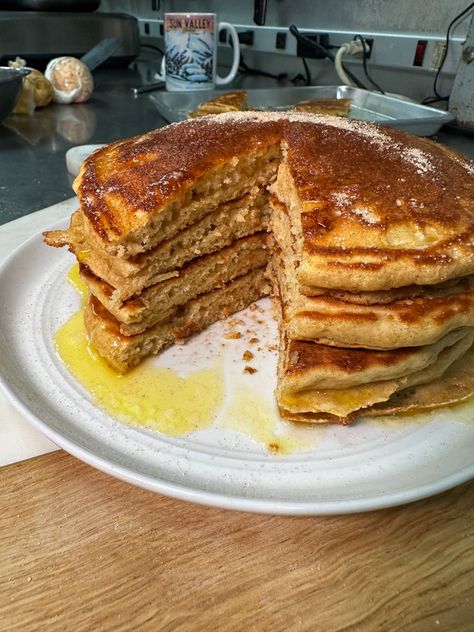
[[2, 378, 474, 516]]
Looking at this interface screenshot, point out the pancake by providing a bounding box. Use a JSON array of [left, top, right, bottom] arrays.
[[80, 233, 268, 335], [281, 344, 474, 423], [278, 330, 474, 421], [281, 328, 471, 393], [286, 284, 474, 349], [269, 186, 474, 349], [270, 245, 474, 349], [293, 98, 351, 117], [47, 190, 268, 302], [84, 267, 269, 373], [274, 119, 474, 291], [44, 111, 474, 425], [73, 111, 474, 284], [188, 91, 249, 118], [73, 116, 281, 256]]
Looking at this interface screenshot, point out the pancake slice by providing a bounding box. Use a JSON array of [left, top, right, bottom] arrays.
[[188, 91, 249, 118], [269, 194, 474, 349], [80, 233, 269, 335], [44, 189, 269, 302], [281, 344, 474, 424], [366, 344, 474, 416], [84, 267, 269, 373], [293, 98, 351, 117], [275, 120, 474, 292], [287, 287, 474, 349], [74, 117, 282, 256]]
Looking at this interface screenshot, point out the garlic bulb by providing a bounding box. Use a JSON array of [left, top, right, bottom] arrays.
[[28, 69, 54, 107], [45, 57, 94, 104], [8, 57, 53, 113]]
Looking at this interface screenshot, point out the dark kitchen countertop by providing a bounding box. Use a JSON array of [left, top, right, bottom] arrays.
[[0, 66, 169, 225], [1, 65, 473, 227]]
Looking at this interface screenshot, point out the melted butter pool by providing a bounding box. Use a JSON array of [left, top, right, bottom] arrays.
[[54, 308, 225, 436], [222, 385, 314, 454], [55, 265, 319, 451]]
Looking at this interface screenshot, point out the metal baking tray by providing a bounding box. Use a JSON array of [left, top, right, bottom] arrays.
[[150, 85, 453, 136]]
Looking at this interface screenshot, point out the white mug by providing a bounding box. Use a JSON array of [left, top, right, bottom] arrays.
[[158, 13, 240, 91]]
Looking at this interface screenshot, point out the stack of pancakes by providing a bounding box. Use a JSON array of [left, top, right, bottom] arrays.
[[44, 112, 474, 424], [45, 116, 282, 373]]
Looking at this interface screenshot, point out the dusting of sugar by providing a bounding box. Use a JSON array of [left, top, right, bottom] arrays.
[[401, 147, 433, 174], [149, 170, 186, 188], [179, 110, 443, 177], [351, 206, 380, 225], [331, 191, 353, 206], [449, 153, 474, 175]]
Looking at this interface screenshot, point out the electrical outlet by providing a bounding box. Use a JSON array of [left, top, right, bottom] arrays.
[[431, 41, 447, 69], [238, 30, 254, 46], [296, 33, 330, 59], [139, 20, 464, 75], [276, 32, 287, 50], [363, 38, 374, 58]]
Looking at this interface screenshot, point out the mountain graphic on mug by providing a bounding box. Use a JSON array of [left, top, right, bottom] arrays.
[[166, 31, 214, 83]]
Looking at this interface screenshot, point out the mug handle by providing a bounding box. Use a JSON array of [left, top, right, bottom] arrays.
[[154, 57, 166, 82], [216, 22, 240, 86]]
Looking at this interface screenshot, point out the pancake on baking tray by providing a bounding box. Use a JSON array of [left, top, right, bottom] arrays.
[[44, 111, 474, 424], [292, 97, 351, 117], [188, 91, 249, 118], [187, 91, 352, 119]]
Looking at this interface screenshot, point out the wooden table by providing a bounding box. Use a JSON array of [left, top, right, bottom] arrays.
[[1, 450, 473, 631]]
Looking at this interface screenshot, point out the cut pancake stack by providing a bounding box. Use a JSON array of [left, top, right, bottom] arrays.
[[45, 116, 283, 373], [44, 112, 474, 424]]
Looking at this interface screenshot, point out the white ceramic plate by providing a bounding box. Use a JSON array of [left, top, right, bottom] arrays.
[[1, 226, 474, 515]]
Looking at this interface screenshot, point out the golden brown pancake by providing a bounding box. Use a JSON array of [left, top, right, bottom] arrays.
[[80, 233, 268, 335], [188, 91, 249, 118], [281, 344, 474, 424], [84, 268, 269, 373], [73, 115, 281, 256], [286, 285, 474, 349], [274, 120, 474, 291], [46, 190, 268, 302], [269, 190, 474, 349], [72, 112, 474, 288], [293, 97, 351, 117], [44, 112, 474, 424], [278, 331, 474, 421]]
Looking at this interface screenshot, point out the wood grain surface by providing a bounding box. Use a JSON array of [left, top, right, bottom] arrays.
[[1, 450, 473, 632]]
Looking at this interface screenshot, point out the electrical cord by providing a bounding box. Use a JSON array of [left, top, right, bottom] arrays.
[[334, 41, 362, 86], [289, 24, 369, 90], [354, 35, 385, 94], [239, 52, 288, 80], [301, 57, 311, 85], [334, 37, 385, 94], [225, 34, 287, 81], [424, 1, 474, 103]]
